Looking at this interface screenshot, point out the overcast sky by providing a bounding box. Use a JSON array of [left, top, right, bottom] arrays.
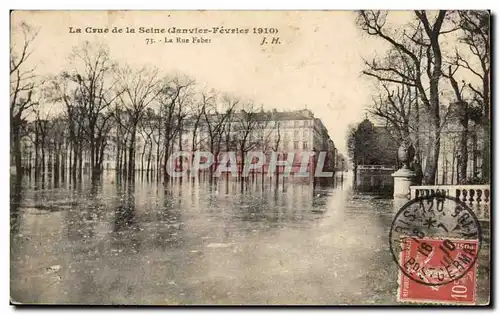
[[10, 11, 409, 155]]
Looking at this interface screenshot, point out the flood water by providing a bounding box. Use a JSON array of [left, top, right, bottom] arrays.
[[10, 172, 490, 305]]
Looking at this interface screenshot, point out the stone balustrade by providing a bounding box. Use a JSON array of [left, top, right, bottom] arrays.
[[409, 185, 490, 221]]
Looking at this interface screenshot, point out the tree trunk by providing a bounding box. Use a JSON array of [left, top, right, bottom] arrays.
[[451, 145, 456, 185], [123, 144, 128, 176], [481, 73, 490, 183], [41, 145, 46, 175], [163, 143, 170, 182], [458, 119, 468, 184], [128, 127, 136, 180], [54, 143, 60, 183], [97, 142, 106, 176], [116, 141, 121, 172], [77, 145, 83, 180], [441, 151, 446, 185], [48, 144, 53, 175], [68, 143, 72, 176], [92, 140, 100, 177], [72, 143, 78, 177], [481, 123, 490, 182], [156, 126, 161, 178], [261, 163, 264, 189], [61, 147, 66, 182], [472, 130, 478, 179], [415, 86, 421, 163], [90, 139, 95, 176], [170, 141, 175, 184], [240, 149, 245, 192], [419, 13, 444, 184], [128, 140, 135, 180], [275, 153, 279, 189], [156, 142, 160, 178], [353, 163, 358, 185], [34, 139, 39, 172], [146, 142, 152, 176], [140, 141, 146, 173], [422, 106, 441, 184], [12, 126, 22, 176]]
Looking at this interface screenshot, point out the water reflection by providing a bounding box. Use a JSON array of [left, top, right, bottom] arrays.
[[9, 172, 489, 304], [114, 181, 136, 232]]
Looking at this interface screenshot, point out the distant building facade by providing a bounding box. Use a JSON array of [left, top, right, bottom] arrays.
[[19, 109, 338, 179], [349, 118, 399, 195]]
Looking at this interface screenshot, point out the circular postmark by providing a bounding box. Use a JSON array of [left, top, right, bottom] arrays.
[[389, 194, 482, 286]]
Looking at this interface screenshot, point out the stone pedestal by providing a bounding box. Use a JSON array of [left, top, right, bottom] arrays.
[[392, 167, 416, 200]]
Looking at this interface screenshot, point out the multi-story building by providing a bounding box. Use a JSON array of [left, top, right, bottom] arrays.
[[17, 108, 337, 179], [171, 108, 337, 176]]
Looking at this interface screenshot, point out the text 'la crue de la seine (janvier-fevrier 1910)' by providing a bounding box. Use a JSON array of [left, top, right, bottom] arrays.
[[68, 26, 279, 35], [68, 26, 282, 45]]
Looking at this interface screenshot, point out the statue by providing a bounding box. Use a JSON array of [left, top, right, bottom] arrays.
[[398, 140, 415, 170], [392, 139, 416, 201]]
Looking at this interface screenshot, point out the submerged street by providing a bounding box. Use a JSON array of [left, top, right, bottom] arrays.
[[10, 173, 490, 305]]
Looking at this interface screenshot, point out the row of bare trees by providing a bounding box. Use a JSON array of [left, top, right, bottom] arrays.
[[10, 22, 39, 183], [11, 25, 282, 184], [356, 10, 490, 184]]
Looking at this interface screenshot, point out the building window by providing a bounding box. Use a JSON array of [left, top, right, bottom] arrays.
[[303, 129, 308, 138], [294, 120, 300, 128], [293, 141, 299, 150], [294, 130, 299, 138], [303, 141, 308, 150]]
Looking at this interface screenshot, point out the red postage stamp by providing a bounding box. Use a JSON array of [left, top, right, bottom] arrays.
[[398, 238, 478, 304]]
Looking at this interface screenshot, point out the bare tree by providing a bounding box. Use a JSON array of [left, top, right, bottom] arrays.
[[173, 78, 196, 178], [233, 102, 267, 191], [45, 75, 81, 178], [357, 10, 450, 184], [188, 93, 207, 156], [156, 76, 193, 181], [94, 110, 115, 174], [138, 108, 156, 176], [370, 82, 416, 144], [254, 119, 276, 187], [270, 120, 282, 188], [51, 42, 121, 179], [10, 22, 40, 177], [202, 93, 237, 183], [220, 98, 239, 187], [149, 108, 163, 179], [32, 105, 53, 177], [455, 10, 490, 182], [47, 115, 67, 183], [113, 106, 132, 175], [445, 65, 469, 183], [116, 65, 161, 180]]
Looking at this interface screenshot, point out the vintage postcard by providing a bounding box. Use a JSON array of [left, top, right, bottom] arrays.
[[10, 10, 491, 305]]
